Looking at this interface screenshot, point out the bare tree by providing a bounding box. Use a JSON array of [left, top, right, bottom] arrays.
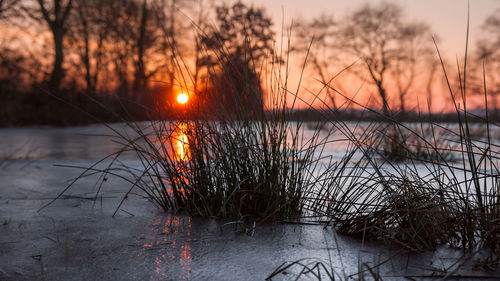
[[391, 23, 432, 113], [23, 0, 73, 93], [153, 0, 193, 98], [128, 0, 164, 103], [200, 0, 274, 115], [68, 0, 95, 94], [92, 0, 164, 101], [336, 2, 431, 116], [294, 14, 338, 109], [424, 55, 440, 111], [64, 0, 114, 95], [476, 8, 500, 111], [132, 0, 150, 97], [186, 0, 210, 94]]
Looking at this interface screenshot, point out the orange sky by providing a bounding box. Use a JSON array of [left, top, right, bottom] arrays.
[[2, 0, 498, 113], [243, 0, 500, 112], [248, 0, 499, 57]]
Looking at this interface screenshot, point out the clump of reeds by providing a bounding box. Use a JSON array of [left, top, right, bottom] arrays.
[[380, 123, 457, 163], [43, 29, 341, 223], [310, 21, 500, 258], [43, 14, 499, 263], [333, 174, 457, 251], [142, 33, 341, 221]]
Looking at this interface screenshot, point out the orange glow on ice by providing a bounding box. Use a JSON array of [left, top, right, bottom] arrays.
[[173, 122, 190, 162]]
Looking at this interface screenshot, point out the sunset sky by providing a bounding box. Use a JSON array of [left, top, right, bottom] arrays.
[[249, 0, 500, 57], [238, 0, 500, 111], [2, 0, 499, 115]]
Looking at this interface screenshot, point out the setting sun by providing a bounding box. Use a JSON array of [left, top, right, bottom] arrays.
[[176, 93, 189, 105]]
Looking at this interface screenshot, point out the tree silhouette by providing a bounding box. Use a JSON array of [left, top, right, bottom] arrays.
[[476, 8, 500, 111], [201, 0, 274, 117], [390, 23, 433, 113], [337, 2, 431, 116], [153, 0, 193, 102], [23, 0, 74, 94], [294, 15, 338, 109]]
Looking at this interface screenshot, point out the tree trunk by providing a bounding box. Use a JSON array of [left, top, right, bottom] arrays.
[[399, 91, 406, 114], [133, 0, 148, 103], [35, 0, 73, 94], [49, 28, 64, 94], [377, 82, 390, 116], [168, 0, 175, 98], [83, 34, 92, 94], [78, 4, 93, 94]]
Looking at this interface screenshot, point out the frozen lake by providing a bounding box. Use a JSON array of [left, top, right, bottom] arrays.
[[1, 123, 499, 280]]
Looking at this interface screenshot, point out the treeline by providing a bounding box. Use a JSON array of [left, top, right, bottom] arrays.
[[0, 1, 499, 125]]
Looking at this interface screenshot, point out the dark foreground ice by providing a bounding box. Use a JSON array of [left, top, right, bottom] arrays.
[[1, 124, 499, 280]]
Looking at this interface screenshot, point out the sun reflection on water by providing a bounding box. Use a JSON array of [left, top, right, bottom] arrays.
[[172, 122, 190, 162], [138, 214, 194, 280]]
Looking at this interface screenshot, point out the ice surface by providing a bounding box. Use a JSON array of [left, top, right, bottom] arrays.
[[1, 124, 498, 280]]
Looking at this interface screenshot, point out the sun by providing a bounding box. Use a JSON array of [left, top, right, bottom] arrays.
[[176, 93, 189, 105]]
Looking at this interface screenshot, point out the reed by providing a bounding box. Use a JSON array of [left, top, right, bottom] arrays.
[[309, 15, 500, 256], [45, 17, 499, 261]]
